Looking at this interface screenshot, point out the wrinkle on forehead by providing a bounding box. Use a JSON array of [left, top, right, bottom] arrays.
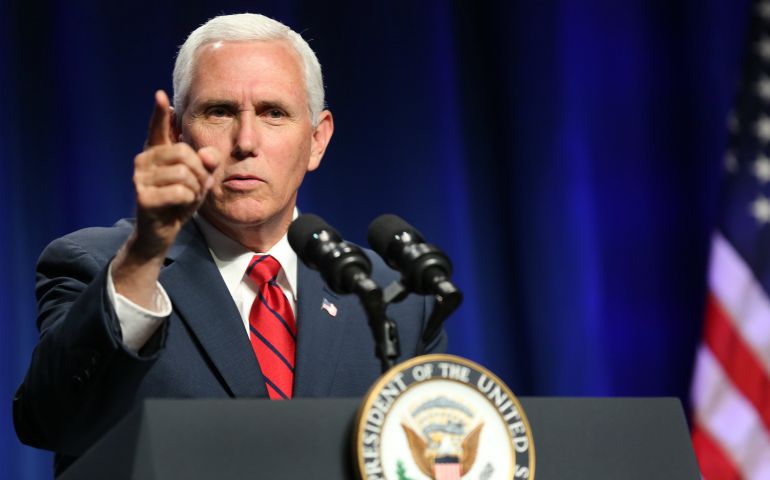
[[186, 40, 310, 124], [188, 40, 308, 112], [195, 38, 301, 71]]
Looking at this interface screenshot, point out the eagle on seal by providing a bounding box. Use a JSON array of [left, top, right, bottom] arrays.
[[401, 422, 484, 478]]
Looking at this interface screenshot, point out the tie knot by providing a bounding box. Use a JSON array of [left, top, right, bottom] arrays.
[[246, 255, 281, 285]]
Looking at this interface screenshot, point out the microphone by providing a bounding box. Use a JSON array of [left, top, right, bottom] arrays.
[[367, 214, 458, 298], [288, 214, 377, 297], [290, 214, 400, 370], [368, 214, 461, 345]]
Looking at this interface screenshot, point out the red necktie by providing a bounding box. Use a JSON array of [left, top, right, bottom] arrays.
[[246, 255, 296, 399]]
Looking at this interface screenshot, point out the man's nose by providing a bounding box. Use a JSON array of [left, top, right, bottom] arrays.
[[232, 112, 258, 160]]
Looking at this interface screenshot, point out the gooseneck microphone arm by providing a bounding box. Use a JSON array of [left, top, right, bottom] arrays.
[[367, 214, 463, 349], [288, 214, 400, 372], [346, 273, 400, 372]]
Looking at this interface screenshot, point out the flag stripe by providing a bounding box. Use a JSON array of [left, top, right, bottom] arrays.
[[433, 463, 461, 480], [709, 233, 770, 372], [691, 424, 741, 480], [703, 293, 770, 434], [691, 346, 770, 477]]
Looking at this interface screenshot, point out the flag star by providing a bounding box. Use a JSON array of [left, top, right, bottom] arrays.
[[756, 115, 770, 143], [725, 151, 739, 173], [754, 154, 770, 183], [758, 75, 770, 102], [750, 195, 770, 224], [757, 36, 770, 62]]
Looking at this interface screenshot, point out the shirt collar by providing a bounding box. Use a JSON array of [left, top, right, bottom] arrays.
[[193, 211, 298, 301]]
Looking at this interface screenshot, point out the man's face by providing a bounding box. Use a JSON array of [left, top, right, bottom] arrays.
[[178, 40, 331, 235]]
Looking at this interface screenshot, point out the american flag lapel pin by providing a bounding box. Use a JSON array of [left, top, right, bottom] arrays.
[[321, 297, 338, 317]]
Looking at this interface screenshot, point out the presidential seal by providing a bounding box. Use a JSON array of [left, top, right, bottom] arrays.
[[355, 354, 535, 480]]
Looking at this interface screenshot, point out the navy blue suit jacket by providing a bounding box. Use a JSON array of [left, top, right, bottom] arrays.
[[13, 218, 446, 471]]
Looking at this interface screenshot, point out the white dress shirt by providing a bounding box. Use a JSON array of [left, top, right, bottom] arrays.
[[107, 212, 299, 353]]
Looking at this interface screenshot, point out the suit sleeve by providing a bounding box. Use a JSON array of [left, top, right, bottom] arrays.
[[13, 235, 168, 456]]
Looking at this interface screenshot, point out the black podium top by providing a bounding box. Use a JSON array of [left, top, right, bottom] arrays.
[[60, 397, 699, 479]]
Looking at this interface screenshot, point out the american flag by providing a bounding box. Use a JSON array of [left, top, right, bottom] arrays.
[[321, 297, 338, 317], [690, 1, 770, 477]]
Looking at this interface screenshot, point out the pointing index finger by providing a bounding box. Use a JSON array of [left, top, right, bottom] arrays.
[[145, 90, 174, 148]]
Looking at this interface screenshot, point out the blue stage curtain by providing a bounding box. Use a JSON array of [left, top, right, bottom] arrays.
[[2, 0, 752, 477]]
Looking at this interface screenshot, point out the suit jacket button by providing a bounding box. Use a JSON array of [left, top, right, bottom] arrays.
[[72, 375, 84, 386]]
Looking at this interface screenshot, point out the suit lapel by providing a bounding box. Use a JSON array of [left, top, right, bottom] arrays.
[[160, 220, 266, 398], [293, 261, 350, 397]]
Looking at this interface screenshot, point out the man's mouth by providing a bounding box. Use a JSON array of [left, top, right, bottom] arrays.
[[222, 174, 265, 190]]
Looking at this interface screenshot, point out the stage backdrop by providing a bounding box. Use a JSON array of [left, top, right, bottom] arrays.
[[1, 0, 752, 477]]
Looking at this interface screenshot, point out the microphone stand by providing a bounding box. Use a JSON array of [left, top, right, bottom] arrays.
[[350, 274, 400, 373], [348, 271, 462, 372], [383, 279, 462, 354]]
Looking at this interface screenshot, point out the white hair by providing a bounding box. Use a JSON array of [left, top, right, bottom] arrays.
[[172, 13, 325, 126]]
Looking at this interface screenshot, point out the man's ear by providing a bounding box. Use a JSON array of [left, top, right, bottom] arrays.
[[308, 110, 334, 172]]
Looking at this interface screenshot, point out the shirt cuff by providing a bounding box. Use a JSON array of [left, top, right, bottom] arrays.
[[107, 261, 172, 352]]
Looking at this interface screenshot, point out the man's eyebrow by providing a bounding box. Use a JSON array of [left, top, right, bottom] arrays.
[[194, 99, 239, 110], [254, 100, 291, 112]]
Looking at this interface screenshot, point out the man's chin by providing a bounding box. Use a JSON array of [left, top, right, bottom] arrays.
[[199, 204, 289, 229]]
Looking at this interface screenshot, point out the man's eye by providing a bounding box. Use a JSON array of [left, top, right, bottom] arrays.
[[266, 109, 285, 119], [206, 107, 231, 117]]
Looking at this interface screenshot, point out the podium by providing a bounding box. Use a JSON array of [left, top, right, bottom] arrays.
[[59, 397, 700, 479]]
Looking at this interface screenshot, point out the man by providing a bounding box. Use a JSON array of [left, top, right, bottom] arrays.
[[13, 13, 446, 473]]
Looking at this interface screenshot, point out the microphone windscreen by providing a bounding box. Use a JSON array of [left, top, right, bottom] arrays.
[[367, 214, 424, 256], [288, 213, 336, 257]]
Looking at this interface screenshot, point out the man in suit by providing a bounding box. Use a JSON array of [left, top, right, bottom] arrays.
[[13, 13, 446, 473]]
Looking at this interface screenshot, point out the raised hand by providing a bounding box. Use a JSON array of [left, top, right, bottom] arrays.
[[132, 90, 220, 257], [112, 90, 221, 308]]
